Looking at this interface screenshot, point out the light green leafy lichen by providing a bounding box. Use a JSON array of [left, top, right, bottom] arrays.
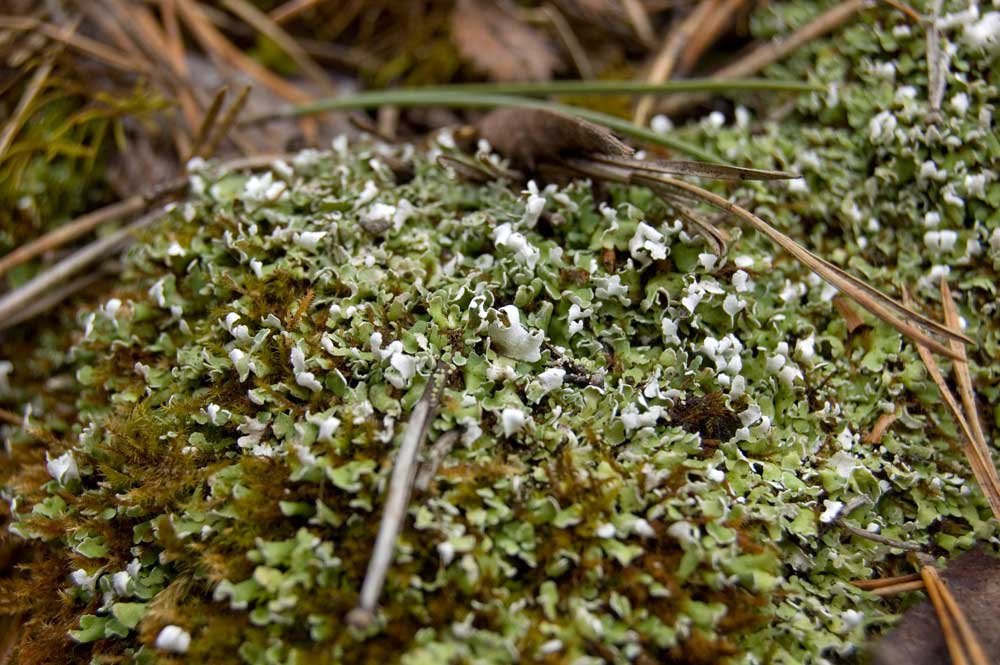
[[3, 0, 1000, 663]]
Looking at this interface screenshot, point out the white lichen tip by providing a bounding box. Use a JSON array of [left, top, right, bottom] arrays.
[[487, 305, 543, 362], [46, 451, 80, 484], [154, 625, 191, 654], [501, 407, 528, 437]]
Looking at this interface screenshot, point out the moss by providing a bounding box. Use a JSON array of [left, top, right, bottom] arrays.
[[3, 0, 1000, 662]]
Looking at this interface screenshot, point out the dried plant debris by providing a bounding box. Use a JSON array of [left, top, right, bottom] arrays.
[[873, 548, 1000, 665], [451, 0, 563, 82], [3, 0, 1000, 663]]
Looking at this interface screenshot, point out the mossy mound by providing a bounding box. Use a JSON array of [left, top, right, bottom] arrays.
[[3, 1, 1000, 663]]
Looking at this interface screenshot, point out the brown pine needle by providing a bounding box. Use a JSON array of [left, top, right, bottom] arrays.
[[920, 565, 989, 665], [677, 0, 748, 74], [654, 0, 867, 117], [0, 15, 147, 75], [634, 0, 720, 126], [187, 87, 229, 162], [268, 0, 324, 24], [903, 287, 1000, 521], [621, 0, 656, 47], [219, 0, 337, 95], [864, 410, 901, 444], [159, 0, 201, 137], [852, 572, 923, 590]]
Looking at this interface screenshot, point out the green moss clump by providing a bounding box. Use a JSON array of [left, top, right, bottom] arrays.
[[3, 0, 1000, 663]]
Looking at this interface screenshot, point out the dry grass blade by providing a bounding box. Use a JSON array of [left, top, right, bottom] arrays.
[[0, 15, 147, 75], [902, 288, 1000, 521], [592, 154, 800, 180], [219, 0, 337, 95], [159, 0, 201, 137], [634, 0, 720, 126], [0, 53, 54, 162], [658, 193, 730, 255], [677, 0, 749, 74], [620, 0, 656, 47], [347, 366, 446, 629], [603, 167, 972, 358]]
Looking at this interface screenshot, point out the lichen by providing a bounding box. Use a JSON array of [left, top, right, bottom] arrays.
[[3, 0, 1000, 663]]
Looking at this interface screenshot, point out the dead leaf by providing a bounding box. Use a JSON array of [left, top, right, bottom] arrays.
[[872, 547, 1000, 665], [477, 107, 632, 171], [451, 0, 561, 82]]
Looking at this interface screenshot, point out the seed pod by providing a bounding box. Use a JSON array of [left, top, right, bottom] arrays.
[[476, 107, 633, 172]]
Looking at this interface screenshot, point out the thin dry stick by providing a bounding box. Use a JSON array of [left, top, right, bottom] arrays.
[[347, 367, 446, 629], [926, 0, 947, 115], [414, 429, 461, 492], [634, 0, 720, 126], [654, 0, 868, 117], [269, 0, 325, 24], [868, 579, 927, 596], [3, 269, 107, 329], [932, 566, 991, 665], [903, 288, 1000, 521], [921, 566, 970, 665], [187, 87, 228, 161], [219, 0, 338, 95], [202, 85, 253, 158], [0, 195, 160, 278], [836, 520, 925, 551], [539, 4, 595, 79], [0, 54, 54, 161]]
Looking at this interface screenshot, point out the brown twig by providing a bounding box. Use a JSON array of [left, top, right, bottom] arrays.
[[864, 409, 901, 444], [677, 0, 748, 74], [634, 0, 721, 126], [620, 0, 656, 47], [852, 572, 923, 590], [414, 430, 461, 492], [837, 520, 926, 551], [159, 0, 201, 141]]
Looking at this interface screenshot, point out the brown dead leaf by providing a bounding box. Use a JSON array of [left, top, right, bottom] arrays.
[[872, 547, 1000, 665], [833, 295, 868, 333], [477, 107, 633, 171], [451, 0, 562, 81]]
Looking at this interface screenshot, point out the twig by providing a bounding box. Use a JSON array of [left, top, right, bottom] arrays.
[[219, 0, 338, 95], [677, 0, 748, 74], [634, 0, 721, 126], [926, 0, 947, 117], [836, 520, 925, 551], [653, 0, 869, 117], [347, 366, 447, 629], [415, 429, 461, 492], [869, 579, 927, 595], [0, 194, 158, 279], [864, 409, 901, 444], [903, 287, 1000, 521], [2, 269, 107, 329]]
